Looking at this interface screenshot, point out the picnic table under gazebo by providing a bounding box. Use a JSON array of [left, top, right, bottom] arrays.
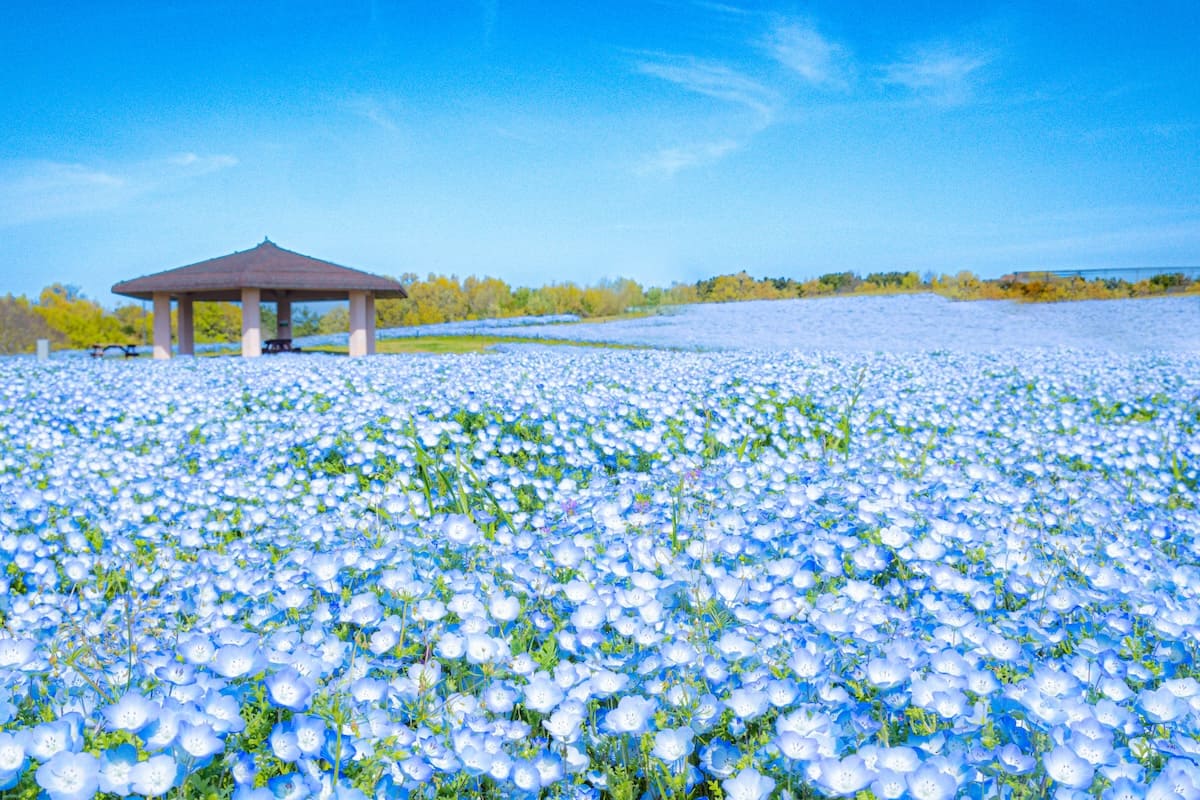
[[112, 240, 407, 358]]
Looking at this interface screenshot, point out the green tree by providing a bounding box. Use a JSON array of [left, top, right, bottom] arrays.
[[292, 307, 321, 336], [35, 284, 126, 348], [319, 306, 349, 333], [191, 302, 242, 343], [0, 294, 64, 354], [113, 303, 151, 343], [537, 283, 585, 315], [464, 276, 513, 319]]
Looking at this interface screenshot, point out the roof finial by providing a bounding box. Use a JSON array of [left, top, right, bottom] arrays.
[[262, 235, 272, 244]]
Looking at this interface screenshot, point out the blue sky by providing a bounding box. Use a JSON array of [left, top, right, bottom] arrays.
[[2, 1, 1197, 305]]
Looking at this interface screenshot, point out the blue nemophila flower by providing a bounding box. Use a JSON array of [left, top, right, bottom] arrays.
[[866, 657, 911, 690], [266, 667, 315, 711], [267, 772, 307, 800], [103, 692, 158, 734], [543, 700, 585, 743], [651, 726, 695, 770], [534, 751, 565, 787], [1069, 725, 1115, 767], [35, 751, 99, 800], [1148, 759, 1200, 798], [407, 660, 442, 691], [722, 767, 775, 800], [456, 734, 494, 777], [437, 632, 467, 660], [489, 592, 521, 622], [0, 637, 36, 670], [589, 669, 629, 698], [270, 725, 301, 763], [154, 660, 197, 686], [511, 757, 541, 792], [522, 672, 565, 714], [0, 689, 16, 726], [396, 753, 431, 783], [0, 730, 29, 789], [26, 715, 83, 761], [814, 754, 872, 797], [176, 720, 224, 764], [177, 633, 216, 665], [905, 761, 959, 800], [871, 769, 908, 799], [1140, 686, 1186, 723], [726, 688, 769, 721], [699, 739, 739, 779], [1045, 744, 1096, 790], [204, 692, 247, 734], [602, 695, 657, 735], [442, 514, 482, 546], [290, 715, 327, 758], [482, 681, 519, 714], [875, 746, 921, 774], [1101, 777, 1146, 800], [97, 743, 138, 796], [212, 643, 266, 679]]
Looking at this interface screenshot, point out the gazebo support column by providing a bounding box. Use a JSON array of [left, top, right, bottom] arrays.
[[366, 294, 376, 355], [276, 299, 292, 340], [349, 290, 369, 357], [241, 288, 262, 358], [152, 292, 172, 360], [177, 295, 195, 356]]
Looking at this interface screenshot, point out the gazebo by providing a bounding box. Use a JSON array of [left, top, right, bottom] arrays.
[[112, 240, 407, 358]]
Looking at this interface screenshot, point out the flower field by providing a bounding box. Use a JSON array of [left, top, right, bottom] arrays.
[[2, 324, 1200, 798], [508, 295, 1200, 352]]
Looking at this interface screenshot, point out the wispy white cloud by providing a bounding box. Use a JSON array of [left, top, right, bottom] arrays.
[[0, 161, 131, 226], [169, 152, 239, 173], [633, 12, 1001, 176], [881, 45, 991, 106], [690, 1, 752, 16], [637, 139, 740, 177], [636, 55, 778, 120], [762, 19, 853, 90], [343, 95, 402, 131], [0, 153, 237, 227]]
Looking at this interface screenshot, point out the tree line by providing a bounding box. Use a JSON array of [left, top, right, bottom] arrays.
[[1, 269, 1196, 354]]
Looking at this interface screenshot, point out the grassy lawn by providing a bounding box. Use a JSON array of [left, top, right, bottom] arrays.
[[303, 334, 644, 355]]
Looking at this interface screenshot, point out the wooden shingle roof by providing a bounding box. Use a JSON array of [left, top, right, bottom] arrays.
[[112, 240, 408, 302]]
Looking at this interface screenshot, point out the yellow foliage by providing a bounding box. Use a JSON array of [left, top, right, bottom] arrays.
[[35, 284, 126, 348]]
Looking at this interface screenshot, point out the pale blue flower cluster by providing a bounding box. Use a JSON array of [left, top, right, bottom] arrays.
[[0, 315, 1198, 798]]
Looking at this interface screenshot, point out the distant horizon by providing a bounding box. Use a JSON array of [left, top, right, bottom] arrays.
[[13, 261, 1200, 311], [3, 2, 1198, 304]]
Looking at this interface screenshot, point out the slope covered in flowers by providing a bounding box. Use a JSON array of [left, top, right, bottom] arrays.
[[1, 339, 1199, 799], [510, 294, 1200, 352]]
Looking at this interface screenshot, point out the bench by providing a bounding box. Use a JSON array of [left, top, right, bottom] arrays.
[[90, 344, 139, 358], [263, 338, 302, 354]]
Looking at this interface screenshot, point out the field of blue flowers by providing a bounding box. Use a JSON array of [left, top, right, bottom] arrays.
[[2, 298, 1199, 800], [509, 295, 1200, 353]]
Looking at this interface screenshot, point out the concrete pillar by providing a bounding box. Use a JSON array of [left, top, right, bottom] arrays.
[[241, 287, 261, 358], [349, 291, 368, 357], [152, 292, 172, 360], [276, 299, 292, 340], [177, 295, 194, 356], [365, 293, 376, 355]]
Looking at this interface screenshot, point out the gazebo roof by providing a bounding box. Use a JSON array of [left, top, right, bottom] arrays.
[[112, 240, 408, 302]]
